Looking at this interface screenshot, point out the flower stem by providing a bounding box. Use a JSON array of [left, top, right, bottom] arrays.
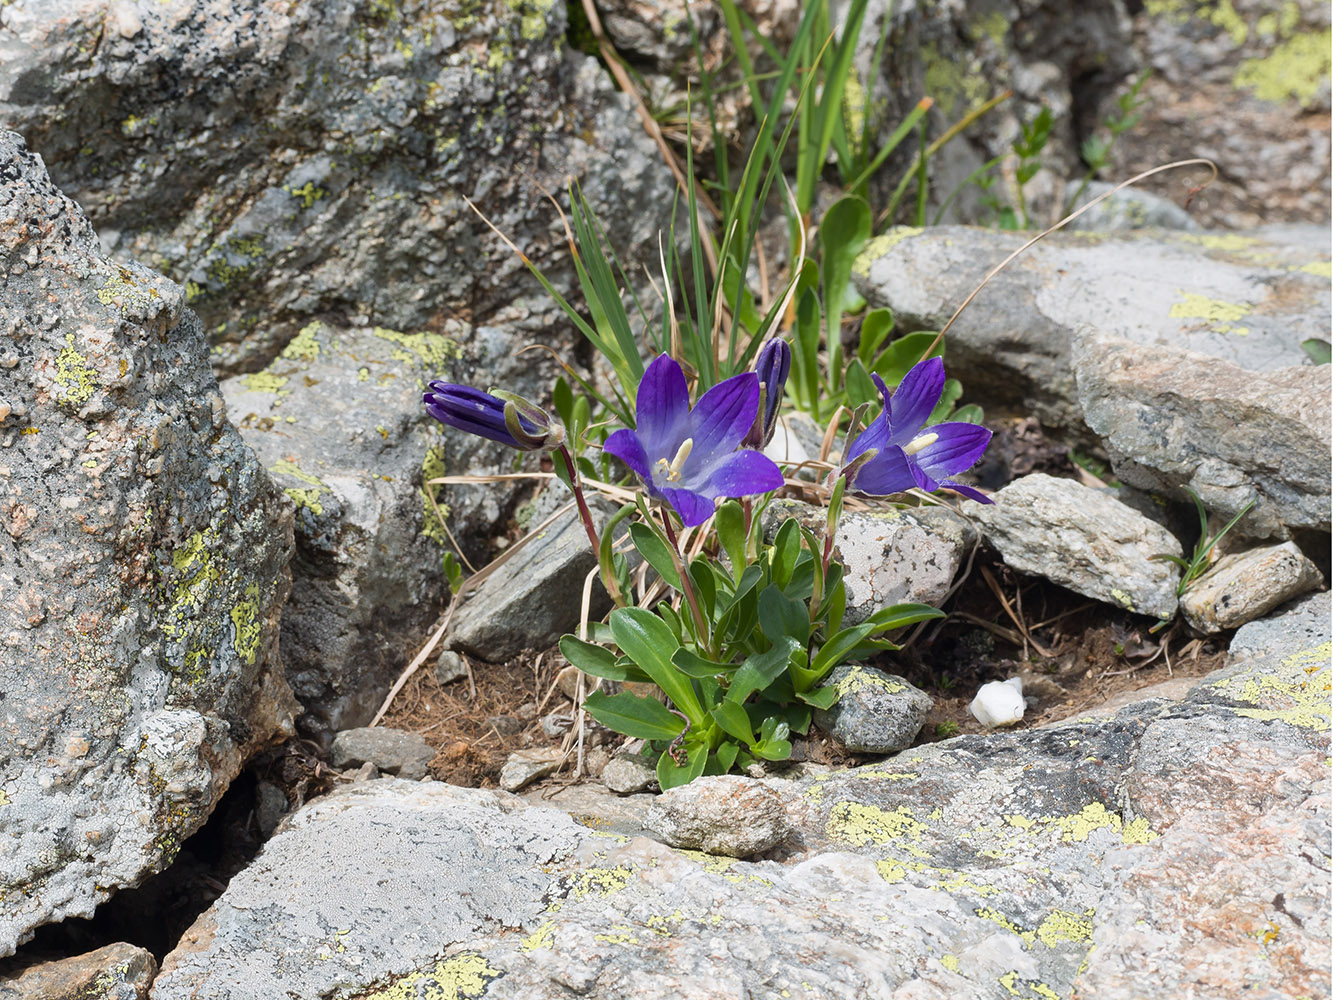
[[660, 508, 712, 656], [557, 444, 625, 607]]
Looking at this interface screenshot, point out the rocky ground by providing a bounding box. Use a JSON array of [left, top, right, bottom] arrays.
[[0, 0, 1329, 998]]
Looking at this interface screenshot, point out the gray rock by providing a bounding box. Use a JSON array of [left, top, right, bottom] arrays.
[[0, 132, 296, 957], [601, 755, 658, 796], [150, 600, 1329, 998], [221, 320, 504, 738], [1065, 181, 1204, 233], [649, 775, 791, 858], [253, 781, 290, 839], [498, 748, 564, 792], [330, 727, 435, 780], [0, 0, 676, 376], [969, 474, 1183, 619], [854, 225, 1331, 435], [764, 499, 974, 626], [812, 664, 934, 753], [0, 941, 156, 1000], [434, 649, 468, 686], [450, 500, 618, 663], [1179, 542, 1325, 633], [541, 713, 573, 739], [1103, 0, 1331, 230], [1074, 331, 1331, 539]]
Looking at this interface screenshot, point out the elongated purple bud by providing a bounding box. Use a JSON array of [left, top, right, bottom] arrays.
[[422, 382, 563, 451], [743, 337, 792, 449]]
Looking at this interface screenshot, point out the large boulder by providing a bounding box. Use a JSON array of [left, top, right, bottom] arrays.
[[0, 133, 296, 956], [149, 595, 1329, 999], [0, 0, 675, 374]]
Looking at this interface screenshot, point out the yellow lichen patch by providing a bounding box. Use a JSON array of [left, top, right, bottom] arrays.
[[284, 181, 329, 209], [1034, 908, 1094, 948], [593, 925, 638, 945], [1234, 29, 1332, 107], [854, 228, 923, 277], [1212, 648, 1332, 731], [827, 801, 929, 848], [229, 584, 263, 665], [161, 530, 221, 640], [420, 444, 451, 546], [567, 866, 633, 900], [507, 0, 556, 41], [371, 327, 462, 372], [1120, 818, 1157, 845], [1296, 260, 1332, 278], [940, 954, 960, 972], [271, 460, 328, 516], [281, 321, 324, 362], [520, 919, 555, 952], [1168, 291, 1251, 335], [0, 789, 9, 806], [645, 910, 685, 937], [358, 952, 502, 1000], [96, 265, 161, 310], [1048, 802, 1122, 843], [676, 849, 738, 874], [835, 664, 905, 698], [284, 488, 325, 515], [55, 334, 98, 407], [243, 372, 290, 394]]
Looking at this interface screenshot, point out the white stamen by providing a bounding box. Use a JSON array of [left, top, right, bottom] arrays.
[[661, 438, 693, 481], [903, 432, 938, 457]]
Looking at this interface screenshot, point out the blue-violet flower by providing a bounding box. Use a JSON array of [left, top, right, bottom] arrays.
[[841, 357, 992, 503], [604, 354, 785, 526], [742, 337, 792, 449], [422, 382, 563, 451]]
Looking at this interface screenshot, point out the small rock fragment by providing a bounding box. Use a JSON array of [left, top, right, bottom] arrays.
[[970, 678, 1025, 728], [331, 727, 435, 780], [254, 780, 290, 838], [498, 748, 564, 792], [1179, 542, 1324, 633], [649, 775, 791, 858], [0, 941, 156, 999], [812, 664, 933, 753], [434, 650, 468, 686], [601, 755, 657, 795], [541, 713, 572, 738]]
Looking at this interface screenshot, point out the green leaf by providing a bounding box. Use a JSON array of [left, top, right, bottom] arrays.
[[1301, 338, 1331, 365], [769, 518, 801, 589], [798, 685, 839, 710], [843, 358, 878, 407], [728, 635, 802, 703], [821, 195, 872, 382], [584, 690, 685, 741], [672, 647, 738, 679], [656, 743, 708, 790], [714, 501, 748, 583], [710, 741, 739, 775], [809, 623, 878, 681], [710, 701, 754, 744], [690, 557, 718, 616], [758, 584, 809, 644], [609, 607, 703, 724], [558, 635, 651, 684], [926, 378, 963, 425], [857, 307, 895, 367], [863, 602, 945, 632], [952, 403, 985, 424], [871, 331, 944, 386], [629, 521, 682, 591]]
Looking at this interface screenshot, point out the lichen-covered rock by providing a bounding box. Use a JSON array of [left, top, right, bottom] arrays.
[[1074, 331, 1331, 540], [812, 664, 933, 753], [219, 319, 511, 737], [0, 132, 296, 957], [764, 499, 973, 626], [0, 941, 156, 1000], [149, 594, 1329, 998], [854, 225, 1331, 435], [0, 0, 675, 375], [968, 474, 1184, 619], [1065, 180, 1203, 232], [1179, 542, 1324, 633], [649, 775, 792, 858], [1105, 0, 1331, 229]]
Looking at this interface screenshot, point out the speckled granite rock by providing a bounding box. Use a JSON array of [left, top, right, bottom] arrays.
[[967, 474, 1183, 620], [0, 0, 676, 376], [0, 132, 296, 957], [149, 590, 1330, 999], [1179, 542, 1324, 633], [812, 664, 933, 753], [854, 225, 1330, 435], [649, 775, 791, 858], [763, 499, 974, 626], [1075, 331, 1331, 540], [0, 942, 156, 1000]]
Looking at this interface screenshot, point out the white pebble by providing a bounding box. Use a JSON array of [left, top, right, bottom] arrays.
[[969, 677, 1025, 728]]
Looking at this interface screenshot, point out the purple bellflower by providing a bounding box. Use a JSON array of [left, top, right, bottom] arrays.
[[842, 357, 992, 503], [742, 337, 792, 449], [423, 382, 564, 451], [604, 354, 785, 526]]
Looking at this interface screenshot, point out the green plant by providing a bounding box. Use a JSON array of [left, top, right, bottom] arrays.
[[1153, 488, 1256, 599], [1067, 70, 1151, 212]]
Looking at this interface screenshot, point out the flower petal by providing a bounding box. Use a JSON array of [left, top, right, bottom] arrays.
[[697, 448, 785, 499], [846, 445, 919, 496], [938, 480, 993, 504], [845, 413, 890, 463], [660, 487, 717, 527], [912, 422, 992, 480], [635, 354, 690, 455], [887, 357, 945, 441], [683, 372, 760, 467], [603, 428, 653, 482]]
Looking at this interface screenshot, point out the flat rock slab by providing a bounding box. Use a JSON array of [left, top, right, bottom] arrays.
[[151, 598, 1329, 999], [0, 942, 155, 999], [0, 132, 296, 957], [968, 473, 1183, 619], [853, 225, 1330, 433], [1180, 542, 1324, 633]]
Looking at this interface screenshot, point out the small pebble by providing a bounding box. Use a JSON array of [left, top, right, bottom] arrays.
[[542, 713, 572, 738], [434, 650, 468, 685], [969, 677, 1025, 728]]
